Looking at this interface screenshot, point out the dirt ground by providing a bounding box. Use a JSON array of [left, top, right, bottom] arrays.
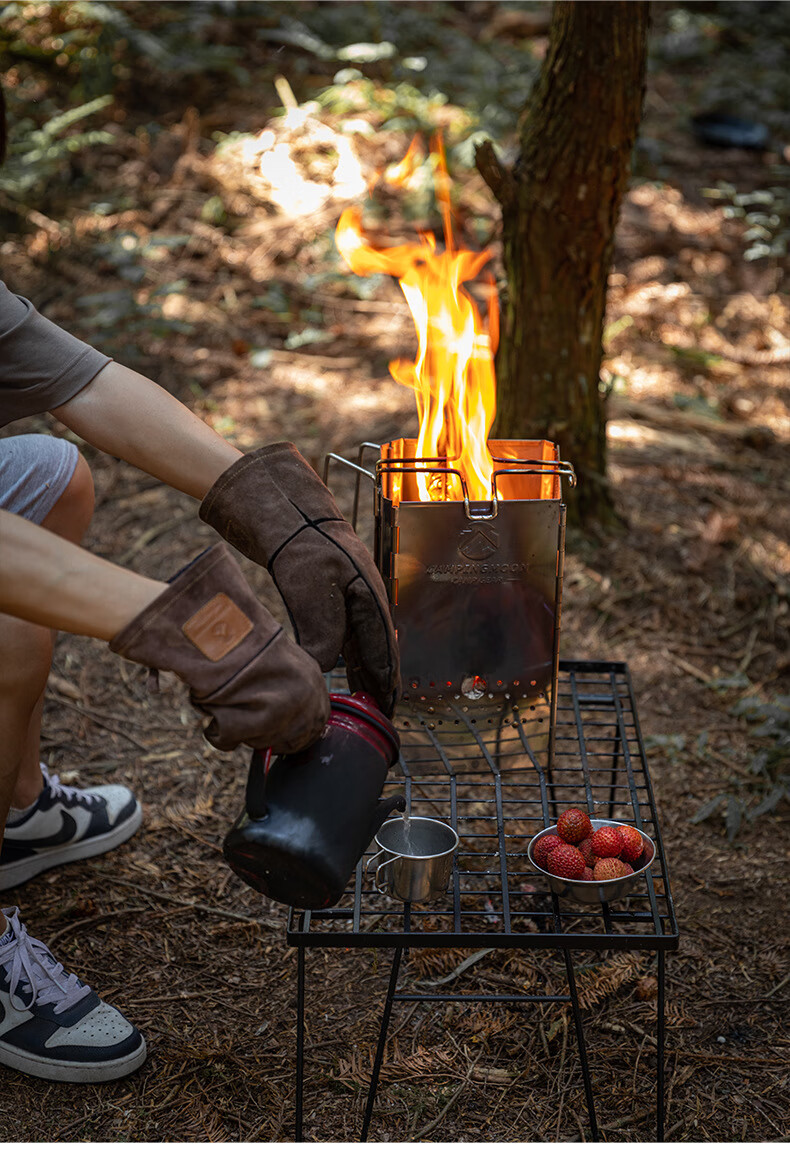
[[1, 2, 788, 1143]]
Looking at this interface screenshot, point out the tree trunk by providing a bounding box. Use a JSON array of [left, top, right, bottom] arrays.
[[477, 1, 649, 525]]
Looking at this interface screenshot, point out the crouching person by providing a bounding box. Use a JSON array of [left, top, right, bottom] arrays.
[[0, 501, 329, 1082]]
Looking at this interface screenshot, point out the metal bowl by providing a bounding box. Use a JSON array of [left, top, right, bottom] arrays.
[[527, 818, 656, 905]]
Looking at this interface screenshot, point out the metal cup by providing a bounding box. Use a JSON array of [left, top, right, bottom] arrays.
[[368, 816, 459, 903]]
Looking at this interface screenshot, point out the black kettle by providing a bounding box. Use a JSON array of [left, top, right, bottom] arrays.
[[223, 692, 404, 909]]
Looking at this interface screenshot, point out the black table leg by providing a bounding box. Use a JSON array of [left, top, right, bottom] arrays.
[[360, 947, 403, 1142], [657, 950, 665, 1142], [295, 946, 306, 1142], [563, 949, 599, 1142]]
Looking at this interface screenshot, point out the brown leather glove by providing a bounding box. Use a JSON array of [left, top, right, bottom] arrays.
[[199, 443, 401, 715], [109, 544, 329, 753]]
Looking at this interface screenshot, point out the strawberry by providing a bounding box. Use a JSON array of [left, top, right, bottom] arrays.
[[532, 833, 563, 868], [593, 858, 630, 881], [591, 826, 622, 859], [578, 837, 594, 866], [617, 825, 644, 863], [546, 844, 586, 880], [556, 808, 593, 844]]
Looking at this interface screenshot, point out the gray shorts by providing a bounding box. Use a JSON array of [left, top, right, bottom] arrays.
[[0, 434, 79, 525]]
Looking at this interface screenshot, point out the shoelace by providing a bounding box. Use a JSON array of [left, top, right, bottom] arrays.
[[0, 908, 91, 1014], [40, 763, 100, 807]]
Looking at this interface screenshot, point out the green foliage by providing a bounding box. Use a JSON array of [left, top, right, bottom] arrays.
[[75, 282, 194, 364], [317, 72, 460, 139], [0, 2, 247, 99], [644, 734, 686, 762], [69, 1, 248, 89], [733, 696, 790, 783], [252, 283, 292, 319], [654, 3, 790, 136], [643, 4, 790, 192], [283, 326, 332, 351], [690, 695, 790, 840], [704, 179, 790, 261], [74, 232, 194, 360], [0, 93, 113, 203], [259, 2, 542, 143], [0, 1, 249, 214]]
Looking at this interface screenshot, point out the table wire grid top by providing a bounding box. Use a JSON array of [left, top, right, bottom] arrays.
[[287, 661, 679, 951]]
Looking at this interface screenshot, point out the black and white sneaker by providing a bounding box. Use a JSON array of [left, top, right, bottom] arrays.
[[0, 764, 143, 891], [0, 908, 147, 1082]]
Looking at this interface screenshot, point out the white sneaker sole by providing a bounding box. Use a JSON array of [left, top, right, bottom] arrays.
[[0, 1033, 147, 1083], [0, 802, 144, 891]]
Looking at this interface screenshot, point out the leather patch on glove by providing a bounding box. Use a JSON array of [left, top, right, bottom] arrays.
[[182, 593, 253, 661]]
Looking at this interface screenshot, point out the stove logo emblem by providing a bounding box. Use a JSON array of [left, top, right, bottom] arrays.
[[458, 526, 499, 561]]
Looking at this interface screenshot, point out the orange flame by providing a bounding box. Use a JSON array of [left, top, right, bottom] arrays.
[[336, 135, 497, 502]]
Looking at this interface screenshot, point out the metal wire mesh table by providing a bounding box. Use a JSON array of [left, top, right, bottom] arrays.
[[287, 660, 679, 1142]]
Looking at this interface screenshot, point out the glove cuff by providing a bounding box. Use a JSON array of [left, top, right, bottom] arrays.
[[199, 443, 299, 533], [109, 543, 280, 696]]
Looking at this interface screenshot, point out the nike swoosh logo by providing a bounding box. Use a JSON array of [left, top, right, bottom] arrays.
[[18, 809, 77, 849]]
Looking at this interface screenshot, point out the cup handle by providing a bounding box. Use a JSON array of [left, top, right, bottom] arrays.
[[366, 850, 398, 893]]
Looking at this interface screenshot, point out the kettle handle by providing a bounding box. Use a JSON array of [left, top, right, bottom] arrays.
[[245, 748, 271, 820]]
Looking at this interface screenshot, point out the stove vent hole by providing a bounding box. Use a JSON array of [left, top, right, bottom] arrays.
[[461, 674, 487, 700]]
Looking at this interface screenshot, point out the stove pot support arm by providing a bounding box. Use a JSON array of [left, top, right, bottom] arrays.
[[199, 443, 401, 714]]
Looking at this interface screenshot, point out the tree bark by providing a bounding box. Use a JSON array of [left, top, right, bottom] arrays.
[[476, 1, 649, 525]]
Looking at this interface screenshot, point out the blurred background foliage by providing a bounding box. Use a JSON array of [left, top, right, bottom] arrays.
[[3, 1, 790, 257]]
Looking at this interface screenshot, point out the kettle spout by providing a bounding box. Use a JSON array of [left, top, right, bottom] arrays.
[[371, 792, 407, 836]]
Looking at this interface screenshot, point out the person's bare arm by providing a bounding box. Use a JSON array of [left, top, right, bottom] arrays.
[[51, 362, 243, 500], [0, 508, 166, 639]]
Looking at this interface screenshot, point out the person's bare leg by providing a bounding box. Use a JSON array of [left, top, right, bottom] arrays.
[[0, 492, 166, 908], [0, 611, 53, 934], [0, 620, 53, 822], [3, 452, 95, 811]]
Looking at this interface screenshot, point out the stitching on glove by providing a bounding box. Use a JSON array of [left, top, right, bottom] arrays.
[[310, 526, 396, 681], [265, 507, 350, 572], [308, 515, 346, 527], [265, 521, 310, 572], [265, 564, 302, 647]]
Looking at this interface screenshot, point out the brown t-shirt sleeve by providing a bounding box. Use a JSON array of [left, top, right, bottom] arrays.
[[0, 280, 112, 427]]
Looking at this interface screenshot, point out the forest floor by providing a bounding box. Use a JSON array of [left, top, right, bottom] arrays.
[[1, 2, 788, 1144]]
